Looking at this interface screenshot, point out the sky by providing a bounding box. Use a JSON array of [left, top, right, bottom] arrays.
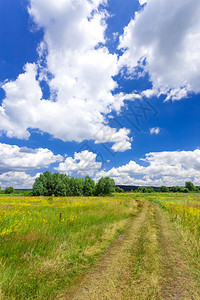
[[0, 0, 199, 189]]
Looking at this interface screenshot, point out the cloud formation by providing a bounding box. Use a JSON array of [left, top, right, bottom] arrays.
[[0, 172, 40, 189], [0, 142, 62, 173], [0, 0, 132, 151], [56, 150, 102, 176], [119, 0, 200, 100], [95, 149, 200, 186]]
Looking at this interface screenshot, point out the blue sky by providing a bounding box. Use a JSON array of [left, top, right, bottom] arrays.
[[0, 0, 199, 188]]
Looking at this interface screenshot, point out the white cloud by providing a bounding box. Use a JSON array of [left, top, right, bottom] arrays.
[[0, 172, 40, 189], [119, 0, 200, 100], [0, 0, 132, 151], [0, 142, 63, 173], [138, 0, 147, 6], [56, 150, 102, 176], [94, 126, 132, 152], [150, 127, 160, 135], [95, 149, 200, 186]]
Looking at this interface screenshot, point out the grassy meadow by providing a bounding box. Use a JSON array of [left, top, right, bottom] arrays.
[[0, 194, 140, 299], [148, 193, 200, 241], [0, 192, 200, 299]]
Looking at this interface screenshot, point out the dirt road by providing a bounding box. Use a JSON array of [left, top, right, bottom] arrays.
[[61, 200, 200, 300]]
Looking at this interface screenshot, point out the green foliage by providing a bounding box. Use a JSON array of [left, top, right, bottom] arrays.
[[159, 186, 169, 192], [70, 177, 83, 196], [23, 190, 33, 196], [95, 177, 115, 196], [181, 187, 189, 193], [170, 186, 182, 192], [115, 186, 124, 193], [146, 187, 155, 193], [185, 181, 196, 191], [137, 186, 148, 193], [83, 176, 95, 196], [4, 186, 15, 194], [170, 182, 196, 193], [32, 172, 111, 197]]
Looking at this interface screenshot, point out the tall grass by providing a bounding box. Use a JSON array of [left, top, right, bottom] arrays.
[[148, 193, 200, 259], [0, 194, 138, 299]]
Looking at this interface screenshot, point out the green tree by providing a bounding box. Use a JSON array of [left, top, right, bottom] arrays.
[[147, 187, 155, 193], [83, 176, 95, 196], [180, 187, 189, 193], [115, 186, 124, 193], [32, 180, 44, 196], [95, 177, 115, 196], [137, 186, 148, 193], [54, 179, 67, 196], [32, 171, 55, 196], [170, 186, 181, 192], [70, 177, 83, 196], [4, 186, 15, 194], [159, 186, 169, 192], [185, 181, 196, 191]]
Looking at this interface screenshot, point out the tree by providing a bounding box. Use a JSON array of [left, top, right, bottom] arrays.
[[54, 179, 67, 196], [4, 186, 15, 194], [70, 177, 83, 196], [95, 177, 115, 196], [185, 181, 196, 192], [180, 187, 189, 193], [137, 186, 148, 193], [32, 180, 44, 196], [32, 173, 115, 197], [147, 187, 155, 193], [170, 186, 181, 192], [115, 186, 124, 193], [83, 176, 95, 196], [159, 186, 169, 192]]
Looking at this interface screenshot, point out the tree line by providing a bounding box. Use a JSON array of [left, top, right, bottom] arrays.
[[32, 171, 115, 196], [0, 175, 199, 196], [121, 181, 200, 193]]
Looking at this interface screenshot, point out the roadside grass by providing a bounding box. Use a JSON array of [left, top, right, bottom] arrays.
[[148, 193, 200, 241], [148, 192, 200, 293], [0, 194, 139, 299]]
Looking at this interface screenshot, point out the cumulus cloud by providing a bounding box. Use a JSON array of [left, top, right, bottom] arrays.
[[95, 149, 200, 186], [56, 150, 102, 176], [0, 0, 132, 151], [0, 172, 40, 189], [119, 0, 200, 100], [150, 127, 160, 135], [0, 142, 63, 173]]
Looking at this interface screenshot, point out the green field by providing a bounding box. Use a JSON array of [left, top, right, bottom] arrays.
[[0, 193, 200, 299]]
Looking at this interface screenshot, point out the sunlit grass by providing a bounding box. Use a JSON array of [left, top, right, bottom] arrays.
[[147, 193, 200, 236], [0, 195, 139, 299]]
